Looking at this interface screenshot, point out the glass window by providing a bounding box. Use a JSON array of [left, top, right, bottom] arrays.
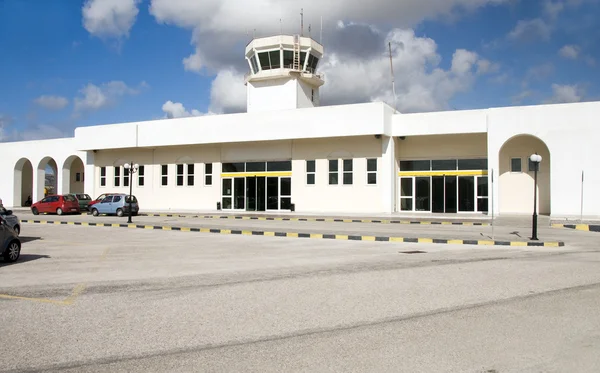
[[343, 159, 353, 185], [114, 166, 121, 187], [75, 173, 81, 182], [250, 54, 259, 74], [138, 165, 145, 186], [125, 195, 137, 203], [306, 160, 315, 185], [401, 198, 413, 211], [432, 160, 457, 171], [246, 162, 266, 172], [64, 195, 77, 202], [367, 159, 377, 185], [267, 177, 278, 210], [267, 161, 292, 172], [401, 178, 413, 197], [281, 178, 291, 196], [161, 165, 168, 186], [205, 163, 213, 185], [187, 164, 195, 186], [177, 164, 184, 186], [477, 177, 488, 197], [113, 196, 122, 203], [300, 52, 307, 67], [329, 159, 338, 185], [458, 159, 488, 170], [269, 50, 281, 69], [511, 158, 522, 173], [415, 177, 430, 211], [458, 176, 475, 212], [222, 163, 245, 173], [100, 167, 106, 187], [283, 50, 294, 68], [222, 179, 232, 196], [123, 170, 129, 187], [258, 52, 270, 70], [400, 160, 430, 171]]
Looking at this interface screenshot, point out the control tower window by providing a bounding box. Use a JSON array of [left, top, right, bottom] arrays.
[[269, 50, 281, 69], [249, 54, 259, 74], [258, 50, 281, 70], [283, 50, 294, 68], [300, 52, 307, 68], [307, 54, 319, 72]]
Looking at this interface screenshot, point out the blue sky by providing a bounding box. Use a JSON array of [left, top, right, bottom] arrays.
[[0, 0, 598, 142]]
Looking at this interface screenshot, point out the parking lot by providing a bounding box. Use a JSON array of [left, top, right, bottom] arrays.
[[2, 215, 600, 372]]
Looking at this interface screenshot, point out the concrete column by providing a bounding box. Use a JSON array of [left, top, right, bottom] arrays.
[[56, 161, 65, 195], [84, 151, 96, 198], [381, 136, 396, 213], [33, 166, 44, 203], [487, 131, 500, 218]]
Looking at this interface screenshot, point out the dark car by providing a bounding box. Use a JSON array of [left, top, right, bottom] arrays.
[[70, 193, 92, 211], [0, 215, 21, 263]]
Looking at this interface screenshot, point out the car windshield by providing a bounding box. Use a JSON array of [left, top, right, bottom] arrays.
[[63, 195, 77, 202], [125, 195, 138, 203], [77, 194, 91, 200]]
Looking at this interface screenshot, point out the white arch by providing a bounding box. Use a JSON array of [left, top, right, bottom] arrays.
[[13, 158, 33, 207], [61, 155, 85, 195]]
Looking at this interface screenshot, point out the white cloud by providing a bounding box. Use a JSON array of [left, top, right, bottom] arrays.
[[161, 101, 203, 118], [0, 114, 11, 142], [511, 90, 534, 104], [559, 44, 581, 59], [148, 0, 505, 113], [545, 84, 584, 103], [82, 0, 140, 39], [508, 18, 552, 42], [209, 70, 247, 113], [543, 1, 565, 18], [34, 95, 69, 110], [74, 81, 144, 113]]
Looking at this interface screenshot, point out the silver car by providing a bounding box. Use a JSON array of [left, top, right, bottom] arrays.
[[0, 208, 20, 236], [0, 215, 21, 263]]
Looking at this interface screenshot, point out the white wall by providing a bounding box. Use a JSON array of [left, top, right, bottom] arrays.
[[297, 80, 318, 108], [397, 133, 487, 159], [74, 102, 389, 151], [488, 101, 600, 218], [0, 138, 87, 208], [248, 78, 297, 113], [393, 109, 488, 136]]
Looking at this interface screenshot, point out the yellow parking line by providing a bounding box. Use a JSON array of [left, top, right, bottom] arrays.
[[0, 294, 68, 305]]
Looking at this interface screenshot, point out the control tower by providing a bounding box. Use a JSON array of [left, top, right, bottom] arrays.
[[245, 35, 324, 113]]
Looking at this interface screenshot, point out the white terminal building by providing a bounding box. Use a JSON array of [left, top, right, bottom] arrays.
[[1, 34, 600, 218]]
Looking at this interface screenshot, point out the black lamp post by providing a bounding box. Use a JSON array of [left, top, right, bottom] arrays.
[[529, 153, 542, 240], [124, 162, 139, 224]]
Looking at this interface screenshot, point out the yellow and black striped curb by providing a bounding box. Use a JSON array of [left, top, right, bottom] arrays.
[[22, 219, 564, 247], [82, 212, 490, 226], [552, 223, 600, 232]]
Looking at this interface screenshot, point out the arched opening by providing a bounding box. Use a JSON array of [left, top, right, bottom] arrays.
[[62, 155, 85, 194], [37, 157, 58, 201], [498, 135, 551, 215], [13, 158, 33, 207]]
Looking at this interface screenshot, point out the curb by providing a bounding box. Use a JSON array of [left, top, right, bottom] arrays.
[[81, 212, 490, 226], [22, 219, 564, 247], [552, 223, 600, 232]]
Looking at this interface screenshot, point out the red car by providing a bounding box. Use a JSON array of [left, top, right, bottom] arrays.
[[31, 194, 80, 215], [87, 193, 114, 211]]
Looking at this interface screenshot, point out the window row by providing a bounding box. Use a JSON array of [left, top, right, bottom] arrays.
[[99, 164, 213, 187], [222, 161, 292, 173], [248, 50, 320, 73], [400, 158, 488, 172], [305, 158, 378, 186]]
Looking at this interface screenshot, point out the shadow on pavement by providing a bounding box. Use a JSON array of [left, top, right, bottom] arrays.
[[1, 254, 50, 266], [18, 236, 42, 243]]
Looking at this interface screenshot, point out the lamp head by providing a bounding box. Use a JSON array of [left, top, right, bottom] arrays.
[[529, 154, 542, 163], [124, 163, 130, 169], [134, 163, 139, 169]]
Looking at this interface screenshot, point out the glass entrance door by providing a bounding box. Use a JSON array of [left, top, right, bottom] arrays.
[[245, 176, 267, 212], [432, 176, 457, 213]]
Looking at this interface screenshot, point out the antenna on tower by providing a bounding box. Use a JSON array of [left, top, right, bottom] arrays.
[[308, 24, 311, 37], [388, 42, 397, 113], [300, 8, 304, 36], [320, 16, 323, 45]]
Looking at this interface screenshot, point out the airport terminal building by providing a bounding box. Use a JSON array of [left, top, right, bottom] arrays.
[[1, 35, 599, 218]]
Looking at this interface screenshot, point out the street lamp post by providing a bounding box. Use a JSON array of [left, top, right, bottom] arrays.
[[529, 153, 542, 240], [124, 162, 139, 224]]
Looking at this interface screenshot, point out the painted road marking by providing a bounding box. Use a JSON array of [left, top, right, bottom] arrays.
[[21, 220, 565, 247]]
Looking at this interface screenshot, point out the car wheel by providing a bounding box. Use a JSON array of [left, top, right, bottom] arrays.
[[4, 241, 20, 263], [14, 225, 20, 236], [32, 207, 39, 215], [116, 208, 124, 217], [92, 208, 99, 217], [56, 208, 63, 216]]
